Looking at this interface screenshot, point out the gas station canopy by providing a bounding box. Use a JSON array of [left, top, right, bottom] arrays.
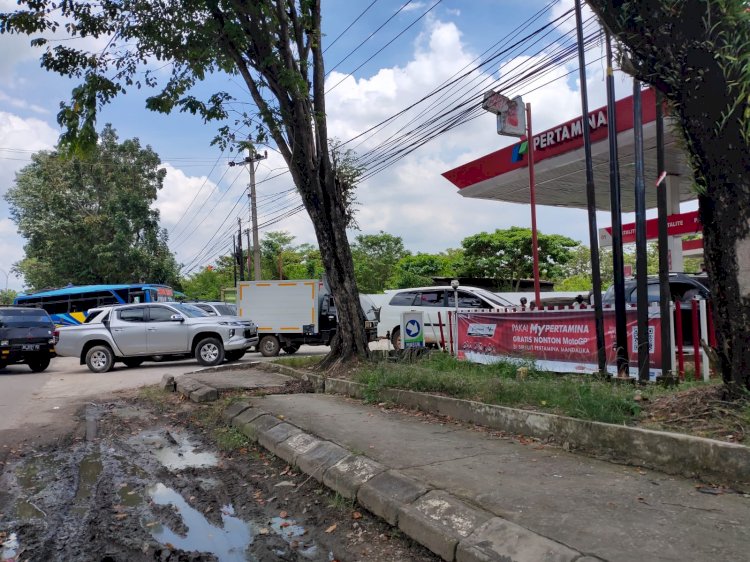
[[442, 89, 696, 212]]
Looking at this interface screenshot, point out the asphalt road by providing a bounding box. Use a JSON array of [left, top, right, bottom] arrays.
[[0, 346, 330, 437]]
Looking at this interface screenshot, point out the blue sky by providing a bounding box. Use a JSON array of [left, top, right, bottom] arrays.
[[0, 0, 663, 291]]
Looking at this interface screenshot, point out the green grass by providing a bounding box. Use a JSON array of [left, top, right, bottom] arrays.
[[327, 491, 356, 511], [213, 426, 252, 451], [353, 353, 650, 425], [274, 355, 323, 369]]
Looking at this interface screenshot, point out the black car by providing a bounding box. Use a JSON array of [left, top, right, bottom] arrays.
[[0, 307, 56, 372], [602, 273, 710, 306], [602, 273, 710, 347]]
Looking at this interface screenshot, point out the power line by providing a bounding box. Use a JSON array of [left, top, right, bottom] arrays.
[[325, 0, 415, 77], [326, 0, 444, 94], [323, 0, 382, 53]]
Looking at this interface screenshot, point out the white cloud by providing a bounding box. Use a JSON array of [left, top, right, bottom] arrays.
[[0, 90, 49, 115], [0, 112, 58, 196], [0, 218, 25, 292]]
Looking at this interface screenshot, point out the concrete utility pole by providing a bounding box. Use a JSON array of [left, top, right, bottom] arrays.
[[247, 150, 267, 280], [237, 217, 244, 281]]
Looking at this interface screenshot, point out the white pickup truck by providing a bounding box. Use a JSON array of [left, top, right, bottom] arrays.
[[56, 302, 258, 372]]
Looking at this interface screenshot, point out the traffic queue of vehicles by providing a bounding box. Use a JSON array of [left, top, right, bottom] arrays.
[[3, 274, 711, 373]]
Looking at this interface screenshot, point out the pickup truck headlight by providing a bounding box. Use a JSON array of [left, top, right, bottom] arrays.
[[228, 329, 236, 338], [0, 340, 8, 346]]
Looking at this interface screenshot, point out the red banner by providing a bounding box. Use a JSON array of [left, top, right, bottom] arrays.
[[599, 210, 701, 246], [457, 309, 662, 379]]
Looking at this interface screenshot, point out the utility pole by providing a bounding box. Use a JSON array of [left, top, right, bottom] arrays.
[[229, 149, 267, 280], [232, 235, 237, 286], [247, 149, 267, 280], [237, 217, 245, 281]]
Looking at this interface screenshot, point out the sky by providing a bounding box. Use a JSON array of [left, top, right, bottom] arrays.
[[0, 0, 687, 292]]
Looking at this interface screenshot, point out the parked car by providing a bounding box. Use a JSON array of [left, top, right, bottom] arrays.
[[602, 273, 710, 306], [56, 302, 258, 372], [189, 301, 238, 317], [0, 307, 57, 372], [377, 285, 513, 348], [602, 273, 711, 346]]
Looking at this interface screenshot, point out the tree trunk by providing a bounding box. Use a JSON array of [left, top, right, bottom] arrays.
[[679, 103, 750, 393]]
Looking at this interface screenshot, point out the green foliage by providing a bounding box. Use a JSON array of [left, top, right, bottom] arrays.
[[260, 231, 324, 280], [181, 265, 234, 301], [5, 125, 179, 290], [0, 289, 17, 305], [354, 353, 642, 425], [388, 251, 463, 289], [351, 232, 409, 293], [461, 227, 579, 289]]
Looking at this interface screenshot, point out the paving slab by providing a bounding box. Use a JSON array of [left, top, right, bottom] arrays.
[[357, 470, 430, 525], [275, 432, 323, 466], [184, 369, 291, 390], [296, 441, 350, 482], [322, 454, 387, 499], [456, 517, 579, 562], [248, 393, 750, 562], [222, 400, 252, 423], [257, 422, 303, 456], [398, 490, 493, 561]]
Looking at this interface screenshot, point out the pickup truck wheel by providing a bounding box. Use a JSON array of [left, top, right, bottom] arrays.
[[196, 337, 225, 366], [225, 349, 246, 362], [390, 328, 401, 350], [259, 335, 280, 357], [28, 356, 51, 373], [282, 344, 300, 355], [86, 345, 114, 373], [122, 358, 144, 368]]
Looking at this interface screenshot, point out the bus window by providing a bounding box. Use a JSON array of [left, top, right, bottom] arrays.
[[113, 289, 130, 303], [42, 297, 69, 314], [129, 289, 145, 303]]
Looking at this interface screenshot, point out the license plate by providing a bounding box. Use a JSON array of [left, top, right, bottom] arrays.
[[22, 344, 40, 351]]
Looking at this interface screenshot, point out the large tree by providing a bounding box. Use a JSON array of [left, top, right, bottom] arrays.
[[0, 0, 368, 367], [586, 0, 750, 392], [461, 227, 579, 290], [351, 232, 409, 293], [6, 125, 179, 290]]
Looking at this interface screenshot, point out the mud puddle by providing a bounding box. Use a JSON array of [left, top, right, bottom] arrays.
[[0, 398, 438, 562]]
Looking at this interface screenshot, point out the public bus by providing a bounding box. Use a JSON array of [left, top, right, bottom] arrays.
[[13, 284, 175, 325]]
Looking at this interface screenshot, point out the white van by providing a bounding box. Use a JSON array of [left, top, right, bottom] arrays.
[[377, 286, 514, 348]]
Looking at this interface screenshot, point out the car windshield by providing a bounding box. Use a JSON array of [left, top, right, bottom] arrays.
[[473, 289, 514, 307], [169, 303, 209, 318], [0, 309, 52, 328], [213, 304, 237, 316]]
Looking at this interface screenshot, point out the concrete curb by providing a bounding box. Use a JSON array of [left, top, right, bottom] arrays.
[[254, 361, 325, 391], [167, 374, 219, 403], [321, 378, 750, 488], [220, 400, 583, 561]]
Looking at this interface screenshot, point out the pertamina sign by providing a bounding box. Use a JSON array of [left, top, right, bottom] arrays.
[[533, 110, 607, 152], [599, 210, 701, 246]]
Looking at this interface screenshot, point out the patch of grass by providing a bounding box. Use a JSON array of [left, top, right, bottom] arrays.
[[274, 355, 323, 369], [327, 491, 355, 511], [353, 353, 650, 425], [213, 426, 252, 451], [138, 386, 171, 412]]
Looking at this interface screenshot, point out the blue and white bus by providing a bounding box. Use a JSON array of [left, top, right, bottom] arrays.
[[13, 284, 175, 325]]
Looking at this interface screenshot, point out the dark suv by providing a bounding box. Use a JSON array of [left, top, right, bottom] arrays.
[[602, 273, 710, 305], [0, 307, 56, 372], [602, 273, 710, 346]]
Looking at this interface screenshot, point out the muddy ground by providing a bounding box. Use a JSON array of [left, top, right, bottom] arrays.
[[0, 393, 438, 562]]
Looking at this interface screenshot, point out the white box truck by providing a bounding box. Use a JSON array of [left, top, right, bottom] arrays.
[[237, 280, 378, 357]]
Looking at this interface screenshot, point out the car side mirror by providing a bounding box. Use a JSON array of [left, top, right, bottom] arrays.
[[170, 314, 184, 322]]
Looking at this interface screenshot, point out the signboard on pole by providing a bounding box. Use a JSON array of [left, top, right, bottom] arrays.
[[400, 311, 425, 349], [456, 310, 663, 380], [599, 210, 701, 246], [482, 91, 526, 137]]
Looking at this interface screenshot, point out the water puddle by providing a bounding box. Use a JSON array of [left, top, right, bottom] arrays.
[[132, 430, 218, 471], [147, 483, 253, 561], [16, 455, 54, 494], [1, 532, 19, 560], [117, 484, 143, 508], [270, 516, 319, 558], [72, 452, 103, 515], [16, 500, 45, 519]]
